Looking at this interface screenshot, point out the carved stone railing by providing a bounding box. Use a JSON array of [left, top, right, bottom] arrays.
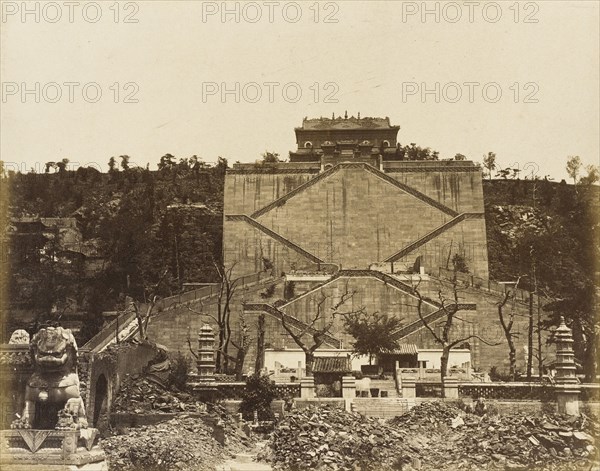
[[458, 382, 557, 401], [436, 267, 539, 305], [83, 271, 275, 353]]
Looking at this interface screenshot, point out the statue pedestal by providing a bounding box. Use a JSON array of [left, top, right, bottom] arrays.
[[187, 372, 218, 402], [0, 428, 107, 470]]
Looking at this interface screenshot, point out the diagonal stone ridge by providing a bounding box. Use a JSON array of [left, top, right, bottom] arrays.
[[226, 215, 324, 263], [384, 213, 484, 262], [250, 162, 459, 219], [243, 302, 342, 348], [390, 303, 477, 340], [361, 164, 459, 216], [250, 165, 340, 218]]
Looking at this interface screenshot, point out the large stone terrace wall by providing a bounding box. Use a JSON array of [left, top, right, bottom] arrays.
[[224, 160, 488, 279]]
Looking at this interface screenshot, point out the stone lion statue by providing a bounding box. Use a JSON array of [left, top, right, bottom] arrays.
[[13, 327, 88, 430]]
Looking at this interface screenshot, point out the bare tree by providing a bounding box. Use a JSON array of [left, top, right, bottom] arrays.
[[230, 310, 253, 380], [280, 284, 358, 376], [497, 277, 522, 381], [186, 309, 252, 381], [130, 268, 169, 341], [255, 313, 266, 374], [413, 273, 500, 389], [213, 261, 239, 373], [185, 261, 239, 374]]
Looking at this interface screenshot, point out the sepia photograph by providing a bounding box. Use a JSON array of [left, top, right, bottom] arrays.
[[0, 1, 598, 470]]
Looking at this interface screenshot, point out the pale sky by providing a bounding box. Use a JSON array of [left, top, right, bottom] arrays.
[[1, 0, 598, 181]]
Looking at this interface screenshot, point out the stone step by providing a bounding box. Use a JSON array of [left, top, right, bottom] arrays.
[[352, 397, 411, 418], [367, 380, 398, 397]]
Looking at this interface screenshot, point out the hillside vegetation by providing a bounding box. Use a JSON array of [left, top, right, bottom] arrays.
[[0, 159, 597, 377]]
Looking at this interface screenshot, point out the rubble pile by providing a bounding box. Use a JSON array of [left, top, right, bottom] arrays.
[[266, 405, 408, 470], [457, 411, 599, 469], [389, 400, 463, 429], [102, 413, 253, 471], [390, 401, 599, 470], [113, 374, 202, 414], [265, 402, 599, 471]]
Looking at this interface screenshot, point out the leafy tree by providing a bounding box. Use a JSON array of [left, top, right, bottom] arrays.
[[483, 152, 496, 180], [120, 155, 130, 171], [261, 151, 280, 163], [343, 311, 403, 364], [256, 151, 282, 168], [402, 143, 438, 161], [108, 157, 117, 173], [451, 253, 469, 273], [215, 157, 228, 177], [496, 168, 511, 179], [485, 178, 599, 379], [566, 155, 582, 184], [579, 164, 599, 186], [454, 153, 467, 161], [158, 153, 176, 172], [55, 158, 69, 173], [240, 373, 277, 420]]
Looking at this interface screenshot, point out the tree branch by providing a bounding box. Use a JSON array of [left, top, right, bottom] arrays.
[[449, 334, 501, 349]]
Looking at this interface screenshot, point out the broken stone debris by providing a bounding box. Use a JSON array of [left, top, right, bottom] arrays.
[[113, 373, 204, 414], [102, 413, 253, 471], [263, 401, 599, 470], [264, 405, 406, 471]]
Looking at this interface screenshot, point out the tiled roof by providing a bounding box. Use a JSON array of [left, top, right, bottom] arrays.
[[301, 116, 395, 131], [313, 356, 352, 373], [381, 344, 418, 355]]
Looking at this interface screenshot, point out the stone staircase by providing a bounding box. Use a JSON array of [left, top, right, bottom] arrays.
[[226, 214, 323, 263], [390, 303, 476, 341], [361, 163, 458, 216], [384, 212, 484, 262], [368, 378, 398, 398], [83, 272, 277, 353], [250, 165, 339, 218], [249, 162, 460, 219], [352, 397, 411, 418], [243, 302, 342, 348]]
